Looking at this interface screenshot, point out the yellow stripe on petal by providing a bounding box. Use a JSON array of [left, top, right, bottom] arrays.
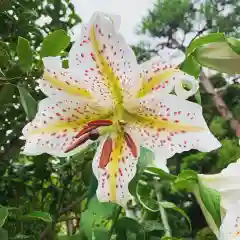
[[29, 112, 113, 136], [108, 133, 124, 201], [126, 111, 205, 133], [136, 69, 179, 98], [89, 26, 123, 110], [43, 72, 92, 98]]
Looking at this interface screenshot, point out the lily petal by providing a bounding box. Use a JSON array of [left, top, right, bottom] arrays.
[[125, 93, 221, 165], [92, 133, 139, 206], [199, 161, 240, 209], [39, 57, 92, 99], [69, 12, 139, 105], [219, 204, 240, 240], [137, 56, 198, 99], [22, 97, 110, 157]]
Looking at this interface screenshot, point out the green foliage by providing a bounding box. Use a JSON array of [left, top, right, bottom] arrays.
[[24, 211, 52, 222], [17, 37, 33, 73], [0, 206, 8, 227], [80, 196, 117, 239], [40, 30, 71, 57], [18, 86, 37, 119]]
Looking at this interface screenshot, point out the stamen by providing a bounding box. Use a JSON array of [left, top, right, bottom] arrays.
[[99, 137, 112, 169], [64, 133, 90, 153], [124, 132, 137, 157], [89, 129, 100, 140], [75, 125, 98, 138], [88, 119, 113, 126]]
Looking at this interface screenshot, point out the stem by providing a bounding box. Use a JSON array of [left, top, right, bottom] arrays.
[[155, 182, 172, 237], [108, 205, 122, 239]]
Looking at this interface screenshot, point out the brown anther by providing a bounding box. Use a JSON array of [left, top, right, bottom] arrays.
[[99, 137, 113, 169], [89, 129, 100, 140], [124, 132, 138, 158], [88, 119, 113, 127]]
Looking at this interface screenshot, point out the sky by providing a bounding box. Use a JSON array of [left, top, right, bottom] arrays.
[[71, 0, 155, 44]]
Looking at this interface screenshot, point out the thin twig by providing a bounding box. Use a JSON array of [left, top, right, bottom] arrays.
[[59, 190, 88, 215]]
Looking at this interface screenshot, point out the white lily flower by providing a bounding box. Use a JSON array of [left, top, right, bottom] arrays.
[[199, 159, 240, 239], [22, 12, 220, 206]]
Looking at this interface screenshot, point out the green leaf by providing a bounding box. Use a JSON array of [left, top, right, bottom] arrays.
[[194, 41, 240, 74], [115, 217, 146, 240], [40, 30, 70, 57], [18, 86, 37, 119], [24, 211, 52, 222], [158, 201, 192, 231], [195, 89, 201, 105], [0, 228, 8, 240], [173, 170, 198, 191], [0, 206, 8, 227], [0, 84, 14, 105], [180, 55, 201, 78], [17, 37, 33, 73], [197, 180, 221, 228], [145, 167, 176, 181], [129, 147, 154, 196], [186, 33, 226, 56], [0, 41, 10, 67], [227, 37, 240, 54], [142, 220, 164, 232], [80, 196, 116, 239]]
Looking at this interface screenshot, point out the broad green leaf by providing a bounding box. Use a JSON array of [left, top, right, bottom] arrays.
[[0, 84, 14, 105], [197, 180, 221, 228], [142, 220, 164, 232], [0, 41, 10, 67], [18, 86, 37, 119], [0, 228, 8, 240], [194, 41, 240, 74], [186, 33, 226, 56], [129, 147, 154, 196], [24, 211, 52, 222], [0, 206, 8, 227], [115, 217, 146, 240], [180, 55, 201, 78], [227, 37, 240, 54], [11, 234, 33, 239], [145, 167, 176, 181], [40, 30, 70, 57], [80, 196, 116, 239], [17, 37, 33, 73], [173, 170, 198, 191], [158, 201, 192, 231]]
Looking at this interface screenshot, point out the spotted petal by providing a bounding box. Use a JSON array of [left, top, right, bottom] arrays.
[[125, 93, 221, 166], [69, 12, 139, 105], [219, 204, 240, 240], [92, 133, 139, 207], [137, 56, 199, 99], [22, 97, 111, 157], [39, 57, 94, 100]]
